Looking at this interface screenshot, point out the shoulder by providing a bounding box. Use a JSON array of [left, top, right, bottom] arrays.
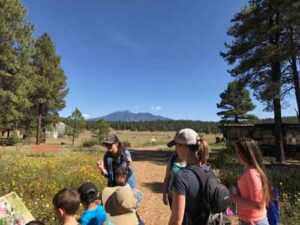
[[173, 168, 195, 186], [79, 211, 90, 224], [244, 168, 260, 179], [96, 205, 106, 213]]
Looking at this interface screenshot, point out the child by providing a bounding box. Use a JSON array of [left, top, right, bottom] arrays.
[[163, 132, 187, 209], [78, 182, 107, 225], [114, 168, 144, 225], [230, 138, 272, 225], [114, 167, 131, 188], [115, 168, 143, 206], [52, 188, 80, 225]]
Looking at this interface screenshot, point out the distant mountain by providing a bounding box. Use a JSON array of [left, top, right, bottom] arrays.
[[89, 110, 171, 121]]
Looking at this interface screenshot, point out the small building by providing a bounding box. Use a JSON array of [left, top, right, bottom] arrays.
[[220, 123, 300, 151], [46, 122, 66, 139]]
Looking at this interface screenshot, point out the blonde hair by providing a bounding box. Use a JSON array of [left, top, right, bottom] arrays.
[[235, 138, 272, 205]]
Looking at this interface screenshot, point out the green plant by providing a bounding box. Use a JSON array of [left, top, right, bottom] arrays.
[[82, 139, 98, 148]]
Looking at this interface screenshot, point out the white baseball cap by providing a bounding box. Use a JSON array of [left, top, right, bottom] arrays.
[[167, 128, 199, 147]]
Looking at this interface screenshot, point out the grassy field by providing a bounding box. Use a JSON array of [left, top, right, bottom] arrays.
[[1, 131, 300, 224]]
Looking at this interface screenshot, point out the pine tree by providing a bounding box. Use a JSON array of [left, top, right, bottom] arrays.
[[217, 81, 256, 123], [221, 0, 287, 162], [97, 119, 110, 142], [69, 108, 85, 146], [32, 33, 68, 144], [0, 0, 34, 136]]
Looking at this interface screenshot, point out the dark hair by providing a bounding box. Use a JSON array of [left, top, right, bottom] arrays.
[[26, 221, 44, 225], [235, 138, 272, 205], [187, 139, 210, 164], [52, 188, 80, 215], [115, 167, 130, 182], [78, 182, 98, 204]]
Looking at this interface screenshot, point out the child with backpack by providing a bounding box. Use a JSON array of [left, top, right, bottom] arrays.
[[230, 138, 272, 225], [163, 133, 187, 208], [78, 182, 108, 225]]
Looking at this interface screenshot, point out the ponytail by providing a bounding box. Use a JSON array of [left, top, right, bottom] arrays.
[[188, 138, 210, 164]]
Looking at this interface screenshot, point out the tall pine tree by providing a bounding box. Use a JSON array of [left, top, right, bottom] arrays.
[[32, 33, 68, 144], [217, 81, 256, 123], [221, 0, 287, 162], [0, 0, 34, 136]]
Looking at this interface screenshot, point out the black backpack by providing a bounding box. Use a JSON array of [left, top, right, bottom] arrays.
[[187, 165, 230, 225]]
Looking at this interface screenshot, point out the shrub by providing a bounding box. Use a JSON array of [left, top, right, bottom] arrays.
[[122, 140, 131, 148], [82, 139, 98, 148]]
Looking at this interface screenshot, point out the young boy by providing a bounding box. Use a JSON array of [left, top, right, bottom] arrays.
[[78, 182, 107, 225], [52, 188, 80, 225]]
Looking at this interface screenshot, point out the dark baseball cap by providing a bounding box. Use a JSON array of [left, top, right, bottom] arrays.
[[103, 134, 119, 145], [78, 182, 98, 203]]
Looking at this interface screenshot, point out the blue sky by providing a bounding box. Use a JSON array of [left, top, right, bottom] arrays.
[[23, 0, 297, 121]]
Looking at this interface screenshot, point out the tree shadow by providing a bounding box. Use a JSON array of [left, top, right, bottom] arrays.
[[142, 181, 164, 193], [130, 149, 174, 165]]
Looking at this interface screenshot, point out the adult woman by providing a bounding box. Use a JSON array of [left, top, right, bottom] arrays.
[[162, 133, 187, 208], [168, 128, 210, 225], [230, 138, 272, 225], [97, 134, 136, 188]]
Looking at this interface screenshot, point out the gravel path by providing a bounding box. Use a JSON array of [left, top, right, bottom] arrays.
[[131, 146, 173, 225]]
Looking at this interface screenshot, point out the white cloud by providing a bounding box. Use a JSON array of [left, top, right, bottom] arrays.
[[151, 106, 162, 111], [82, 113, 91, 119]]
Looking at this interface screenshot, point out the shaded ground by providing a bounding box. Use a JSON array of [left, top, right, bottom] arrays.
[[131, 146, 173, 225]]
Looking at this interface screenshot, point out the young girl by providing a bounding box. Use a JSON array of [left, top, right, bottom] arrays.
[[162, 133, 187, 209], [230, 138, 272, 225]]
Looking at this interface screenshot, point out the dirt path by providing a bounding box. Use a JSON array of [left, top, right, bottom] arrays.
[[131, 146, 173, 225]]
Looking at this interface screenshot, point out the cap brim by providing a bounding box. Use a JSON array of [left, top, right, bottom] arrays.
[[103, 141, 114, 145], [167, 140, 176, 147]]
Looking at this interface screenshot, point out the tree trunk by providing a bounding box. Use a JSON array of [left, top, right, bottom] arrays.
[[36, 104, 42, 145], [72, 116, 77, 146], [7, 129, 10, 138], [272, 62, 285, 163], [234, 115, 239, 123], [288, 27, 300, 124], [291, 56, 300, 124]]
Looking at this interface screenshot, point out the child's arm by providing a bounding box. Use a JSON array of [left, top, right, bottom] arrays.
[[162, 164, 171, 205], [102, 222, 107, 225], [230, 193, 263, 209]]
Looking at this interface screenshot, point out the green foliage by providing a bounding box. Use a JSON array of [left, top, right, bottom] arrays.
[[86, 120, 221, 133], [97, 119, 110, 142], [67, 108, 85, 145], [82, 139, 98, 148], [217, 80, 256, 122], [0, 0, 34, 131], [31, 33, 68, 144]]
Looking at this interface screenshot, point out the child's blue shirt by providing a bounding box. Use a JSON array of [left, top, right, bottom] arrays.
[[79, 205, 107, 225]]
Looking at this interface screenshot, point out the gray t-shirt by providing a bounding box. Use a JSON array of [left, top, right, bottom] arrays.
[[171, 165, 208, 224]]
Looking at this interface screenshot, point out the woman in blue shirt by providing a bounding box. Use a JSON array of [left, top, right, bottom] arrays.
[[97, 134, 136, 188]]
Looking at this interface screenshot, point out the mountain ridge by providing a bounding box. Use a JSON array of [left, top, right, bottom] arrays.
[[89, 110, 171, 121]]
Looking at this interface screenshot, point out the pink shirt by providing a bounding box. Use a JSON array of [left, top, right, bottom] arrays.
[[237, 167, 266, 224]]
